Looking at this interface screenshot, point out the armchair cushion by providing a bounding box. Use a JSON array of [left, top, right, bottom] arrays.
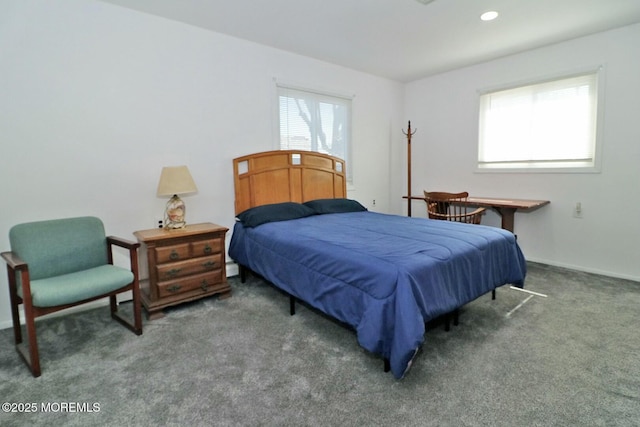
[[19, 265, 134, 308], [9, 217, 108, 280]]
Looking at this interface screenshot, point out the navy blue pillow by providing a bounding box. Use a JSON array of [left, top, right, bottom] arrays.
[[303, 198, 367, 214], [236, 202, 316, 227]]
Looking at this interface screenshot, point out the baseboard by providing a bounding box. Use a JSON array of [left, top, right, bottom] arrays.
[[525, 257, 640, 282], [226, 262, 239, 277], [0, 262, 241, 331]]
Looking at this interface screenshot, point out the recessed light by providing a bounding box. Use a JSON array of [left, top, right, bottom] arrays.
[[480, 11, 499, 21]]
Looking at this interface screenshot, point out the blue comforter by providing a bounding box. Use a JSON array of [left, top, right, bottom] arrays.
[[228, 211, 526, 378]]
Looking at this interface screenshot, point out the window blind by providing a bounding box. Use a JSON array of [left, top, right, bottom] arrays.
[[278, 85, 352, 179], [478, 72, 599, 170]]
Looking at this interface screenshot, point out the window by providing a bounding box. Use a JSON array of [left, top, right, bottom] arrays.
[[478, 70, 601, 171], [278, 85, 352, 180]]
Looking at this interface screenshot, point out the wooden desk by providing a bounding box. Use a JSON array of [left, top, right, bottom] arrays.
[[404, 196, 549, 232]]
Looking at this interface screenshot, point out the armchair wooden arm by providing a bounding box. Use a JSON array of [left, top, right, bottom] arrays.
[[107, 236, 140, 250], [1, 251, 28, 271]]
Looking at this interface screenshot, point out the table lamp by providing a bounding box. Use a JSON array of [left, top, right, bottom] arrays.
[[157, 166, 198, 229]]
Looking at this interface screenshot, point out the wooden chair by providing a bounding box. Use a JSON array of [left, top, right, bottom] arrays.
[[1, 216, 142, 377], [424, 191, 486, 225]]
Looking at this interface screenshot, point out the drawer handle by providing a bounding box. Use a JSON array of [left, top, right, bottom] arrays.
[[203, 245, 212, 254], [167, 284, 182, 293], [166, 268, 182, 278], [203, 261, 216, 269], [169, 250, 179, 260], [200, 280, 209, 291]]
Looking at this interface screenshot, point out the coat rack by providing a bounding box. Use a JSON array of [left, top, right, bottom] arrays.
[[403, 120, 416, 217]]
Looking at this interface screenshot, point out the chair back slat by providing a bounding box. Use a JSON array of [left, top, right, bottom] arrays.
[[424, 191, 485, 225]]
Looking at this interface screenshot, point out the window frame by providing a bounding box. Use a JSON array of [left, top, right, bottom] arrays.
[[275, 82, 353, 182], [476, 66, 605, 174]]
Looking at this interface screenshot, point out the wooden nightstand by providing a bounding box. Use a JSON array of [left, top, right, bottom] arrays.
[[133, 223, 231, 319]]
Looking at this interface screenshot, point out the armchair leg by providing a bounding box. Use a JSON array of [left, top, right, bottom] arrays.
[[17, 304, 42, 377], [110, 293, 143, 336], [7, 278, 23, 345], [132, 279, 143, 334], [7, 265, 41, 376]]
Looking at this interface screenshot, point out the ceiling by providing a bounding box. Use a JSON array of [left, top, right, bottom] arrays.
[[99, 0, 640, 82]]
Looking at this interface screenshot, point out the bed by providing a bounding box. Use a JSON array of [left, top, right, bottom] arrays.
[[229, 150, 526, 379]]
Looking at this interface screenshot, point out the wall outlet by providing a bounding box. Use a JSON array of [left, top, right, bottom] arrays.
[[156, 218, 164, 228], [573, 202, 583, 219]]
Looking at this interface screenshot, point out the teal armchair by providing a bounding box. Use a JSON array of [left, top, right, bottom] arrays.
[[2, 216, 143, 377]]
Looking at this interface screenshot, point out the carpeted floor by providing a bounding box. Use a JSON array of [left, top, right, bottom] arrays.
[[1, 262, 639, 426]]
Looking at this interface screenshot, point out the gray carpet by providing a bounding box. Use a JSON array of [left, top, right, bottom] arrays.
[[1, 262, 639, 426]]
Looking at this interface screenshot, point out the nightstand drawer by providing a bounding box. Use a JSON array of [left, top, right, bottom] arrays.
[[192, 238, 223, 256], [156, 254, 223, 280], [158, 271, 223, 298], [155, 243, 190, 263]]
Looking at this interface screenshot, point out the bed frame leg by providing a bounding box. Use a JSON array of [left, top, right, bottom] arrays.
[[444, 309, 460, 331], [289, 295, 296, 316], [239, 265, 247, 283], [384, 358, 390, 373], [492, 289, 496, 300]]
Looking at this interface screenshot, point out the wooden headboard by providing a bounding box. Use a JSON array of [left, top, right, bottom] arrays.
[[233, 150, 347, 215]]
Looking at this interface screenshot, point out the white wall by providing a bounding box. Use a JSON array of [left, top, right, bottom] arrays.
[[403, 23, 640, 281], [0, 0, 404, 328]]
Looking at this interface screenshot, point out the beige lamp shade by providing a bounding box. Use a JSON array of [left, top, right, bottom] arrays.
[[157, 166, 198, 229], [157, 166, 198, 196]]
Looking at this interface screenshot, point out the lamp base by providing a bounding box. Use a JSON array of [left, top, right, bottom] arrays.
[[164, 194, 187, 229]]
